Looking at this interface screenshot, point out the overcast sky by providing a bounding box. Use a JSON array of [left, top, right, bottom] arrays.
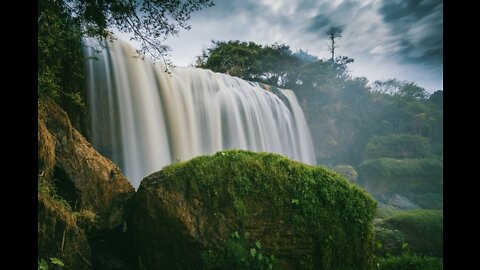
[[138, 0, 443, 93]]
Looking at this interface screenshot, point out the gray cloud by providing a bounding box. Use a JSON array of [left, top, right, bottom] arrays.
[[162, 0, 442, 91], [308, 14, 332, 33], [378, 0, 443, 66]]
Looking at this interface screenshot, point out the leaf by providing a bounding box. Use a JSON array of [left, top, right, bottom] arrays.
[[401, 242, 409, 250], [50, 257, 65, 267], [39, 259, 48, 270], [250, 248, 256, 257], [255, 241, 262, 249], [258, 253, 263, 261]]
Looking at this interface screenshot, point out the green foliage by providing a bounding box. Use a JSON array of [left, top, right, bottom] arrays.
[[374, 223, 407, 256], [38, 258, 49, 270], [372, 79, 428, 100], [383, 210, 443, 257], [364, 134, 430, 159], [38, 257, 65, 270], [38, 0, 86, 104], [40, 0, 213, 63], [38, 180, 73, 212], [332, 165, 358, 183], [407, 193, 443, 210], [373, 253, 442, 270], [159, 150, 377, 270], [357, 158, 443, 197], [196, 40, 301, 86], [375, 207, 402, 219], [49, 257, 65, 267], [202, 232, 278, 270]]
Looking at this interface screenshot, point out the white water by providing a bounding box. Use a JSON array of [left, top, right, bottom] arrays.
[[85, 39, 315, 188]]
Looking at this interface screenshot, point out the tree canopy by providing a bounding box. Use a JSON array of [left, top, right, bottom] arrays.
[[39, 0, 214, 62]]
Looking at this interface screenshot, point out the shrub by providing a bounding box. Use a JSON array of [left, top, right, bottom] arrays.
[[383, 210, 442, 257], [357, 158, 442, 198], [364, 134, 430, 159], [373, 253, 442, 270]]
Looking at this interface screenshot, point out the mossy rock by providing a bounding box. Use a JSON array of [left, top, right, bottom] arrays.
[[131, 150, 376, 270], [38, 99, 134, 230], [375, 209, 443, 258], [38, 100, 137, 269]]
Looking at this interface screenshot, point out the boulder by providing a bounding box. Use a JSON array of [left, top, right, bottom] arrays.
[[130, 150, 376, 270], [38, 100, 136, 269], [38, 100, 134, 230]]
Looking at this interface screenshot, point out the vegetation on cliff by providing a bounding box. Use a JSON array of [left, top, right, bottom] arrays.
[[372, 209, 443, 270], [378, 209, 443, 257]]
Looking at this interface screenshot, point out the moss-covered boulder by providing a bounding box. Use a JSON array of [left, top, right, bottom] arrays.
[[375, 209, 443, 258], [131, 150, 376, 270]]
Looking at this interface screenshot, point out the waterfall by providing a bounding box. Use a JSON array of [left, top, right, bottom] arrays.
[[84, 39, 315, 188]]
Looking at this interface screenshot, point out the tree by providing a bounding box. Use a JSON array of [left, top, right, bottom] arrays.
[[39, 0, 214, 69], [372, 79, 427, 100], [196, 40, 302, 86], [327, 26, 343, 60], [399, 82, 427, 100]]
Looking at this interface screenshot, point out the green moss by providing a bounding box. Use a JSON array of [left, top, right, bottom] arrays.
[[383, 210, 443, 258], [151, 150, 377, 270], [202, 232, 279, 270]]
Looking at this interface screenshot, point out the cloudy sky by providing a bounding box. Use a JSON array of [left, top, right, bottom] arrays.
[[156, 0, 442, 92]]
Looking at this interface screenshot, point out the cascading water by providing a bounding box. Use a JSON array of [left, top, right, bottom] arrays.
[[85, 38, 315, 188]]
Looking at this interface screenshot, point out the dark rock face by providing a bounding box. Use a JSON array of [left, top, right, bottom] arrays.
[[130, 150, 376, 270], [39, 100, 134, 230], [38, 100, 136, 269]]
